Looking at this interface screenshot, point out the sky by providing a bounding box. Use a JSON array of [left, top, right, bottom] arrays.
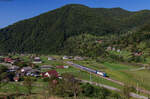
[[0, 0, 150, 28]]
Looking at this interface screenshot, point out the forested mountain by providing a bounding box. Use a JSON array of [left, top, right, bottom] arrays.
[[1, 4, 150, 54]]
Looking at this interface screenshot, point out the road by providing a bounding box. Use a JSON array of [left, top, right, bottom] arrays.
[[80, 79, 148, 99], [66, 61, 150, 98]]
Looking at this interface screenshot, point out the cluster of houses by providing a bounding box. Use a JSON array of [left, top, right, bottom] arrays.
[[4, 57, 21, 64], [106, 46, 121, 52], [0, 56, 71, 82], [106, 46, 143, 56], [62, 56, 84, 60], [7, 65, 69, 82]]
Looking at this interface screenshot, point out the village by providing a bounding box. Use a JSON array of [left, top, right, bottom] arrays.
[[0, 55, 85, 82]]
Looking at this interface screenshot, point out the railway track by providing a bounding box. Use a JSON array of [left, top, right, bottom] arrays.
[[65, 61, 150, 95]]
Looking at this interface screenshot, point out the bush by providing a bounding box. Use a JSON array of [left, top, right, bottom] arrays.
[[81, 83, 110, 98]]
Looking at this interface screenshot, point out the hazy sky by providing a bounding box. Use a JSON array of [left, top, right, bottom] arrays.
[[0, 0, 150, 28]]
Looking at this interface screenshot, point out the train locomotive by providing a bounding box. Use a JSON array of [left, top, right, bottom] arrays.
[[68, 62, 107, 77]]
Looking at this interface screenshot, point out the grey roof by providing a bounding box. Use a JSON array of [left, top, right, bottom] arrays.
[[8, 66, 20, 70], [22, 66, 32, 71], [40, 65, 53, 69]]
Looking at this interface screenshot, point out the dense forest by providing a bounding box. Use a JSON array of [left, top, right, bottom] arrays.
[[1, 4, 150, 56]]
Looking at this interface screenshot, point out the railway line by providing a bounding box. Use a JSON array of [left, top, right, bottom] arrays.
[[66, 61, 150, 95]]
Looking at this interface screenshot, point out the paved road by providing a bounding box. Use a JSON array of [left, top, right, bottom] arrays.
[[81, 79, 148, 99]]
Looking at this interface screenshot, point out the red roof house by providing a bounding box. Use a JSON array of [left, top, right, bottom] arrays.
[[41, 70, 59, 78], [4, 58, 14, 63], [13, 77, 19, 82]]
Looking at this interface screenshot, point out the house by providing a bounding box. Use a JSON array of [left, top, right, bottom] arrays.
[[40, 65, 53, 70], [64, 66, 69, 69], [4, 58, 15, 64], [21, 66, 32, 72], [8, 66, 20, 72], [117, 49, 121, 52], [33, 57, 42, 64], [134, 52, 143, 56], [13, 77, 19, 82], [112, 48, 116, 51], [26, 69, 40, 77], [41, 70, 59, 78], [106, 46, 112, 51], [48, 57, 56, 61], [74, 56, 84, 61], [56, 66, 64, 69], [56, 65, 69, 69], [62, 56, 72, 60], [96, 40, 103, 44]]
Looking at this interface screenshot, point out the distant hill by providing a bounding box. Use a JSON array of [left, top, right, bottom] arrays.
[[1, 4, 150, 54]]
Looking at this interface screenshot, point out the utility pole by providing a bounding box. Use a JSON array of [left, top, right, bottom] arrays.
[[90, 72, 92, 82], [137, 83, 139, 94]]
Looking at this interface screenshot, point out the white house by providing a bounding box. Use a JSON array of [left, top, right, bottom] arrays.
[[48, 57, 56, 61], [62, 56, 72, 60], [33, 57, 42, 64]]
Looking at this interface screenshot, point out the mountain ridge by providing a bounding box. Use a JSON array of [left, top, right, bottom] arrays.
[[0, 4, 150, 54]]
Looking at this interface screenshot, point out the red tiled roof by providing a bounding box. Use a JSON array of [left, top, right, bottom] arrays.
[[56, 66, 64, 69], [13, 77, 19, 81], [42, 70, 58, 78], [4, 58, 13, 63]]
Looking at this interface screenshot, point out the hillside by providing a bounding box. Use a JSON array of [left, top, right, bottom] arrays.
[[1, 4, 150, 54]]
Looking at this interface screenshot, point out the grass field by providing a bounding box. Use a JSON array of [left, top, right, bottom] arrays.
[[2, 55, 150, 97], [0, 55, 122, 96], [73, 59, 150, 91]]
